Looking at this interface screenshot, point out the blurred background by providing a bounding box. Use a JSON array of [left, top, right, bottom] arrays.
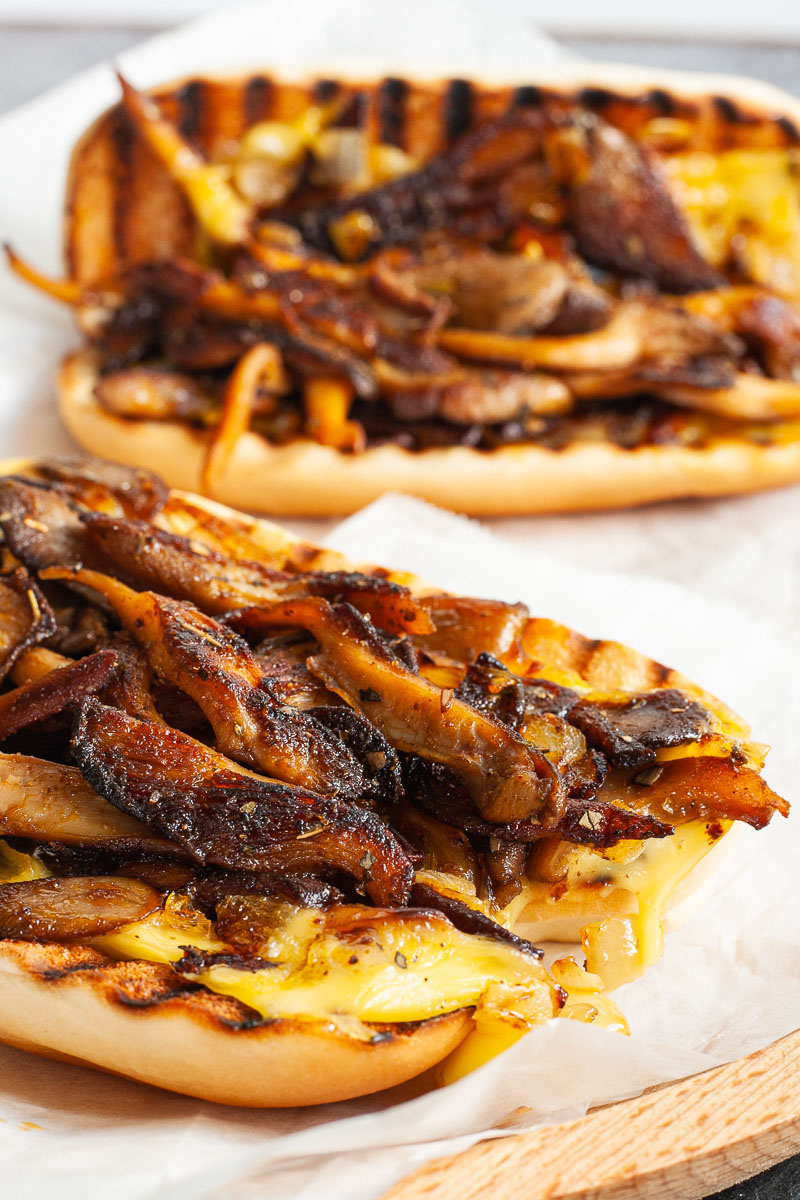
[[1, 0, 799, 115]]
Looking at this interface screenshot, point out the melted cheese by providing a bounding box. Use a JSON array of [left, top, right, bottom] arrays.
[[577, 819, 731, 990], [92, 906, 227, 965], [438, 956, 629, 1086], [664, 149, 800, 297], [551, 957, 628, 1034], [97, 904, 558, 1042]]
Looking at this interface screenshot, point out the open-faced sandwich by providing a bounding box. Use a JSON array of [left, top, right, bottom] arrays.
[[0, 457, 787, 1104], [8, 66, 800, 514]]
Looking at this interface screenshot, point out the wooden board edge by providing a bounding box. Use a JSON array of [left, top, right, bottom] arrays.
[[380, 1025, 800, 1200]]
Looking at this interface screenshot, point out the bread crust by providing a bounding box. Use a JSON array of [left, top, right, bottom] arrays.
[[60, 350, 800, 516]]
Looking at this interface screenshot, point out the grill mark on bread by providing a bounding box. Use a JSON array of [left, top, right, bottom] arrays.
[[176, 79, 205, 141], [378, 78, 409, 147], [513, 85, 543, 110], [646, 88, 677, 115], [776, 115, 800, 144], [713, 95, 742, 125], [443, 79, 473, 144], [314, 78, 341, 106], [342, 88, 368, 131], [109, 107, 134, 267], [579, 87, 614, 111], [244, 75, 273, 124], [7, 940, 266, 1030]]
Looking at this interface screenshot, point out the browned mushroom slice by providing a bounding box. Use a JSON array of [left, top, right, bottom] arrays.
[[393, 801, 480, 884], [311, 704, 404, 807], [34, 846, 196, 891], [0, 752, 179, 854], [100, 635, 165, 723], [43, 567, 364, 798], [251, 632, 338, 709], [44, 596, 110, 659], [454, 653, 587, 776], [82, 512, 432, 636], [72, 699, 413, 906], [434, 370, 571, 425], [0, 477, 111, 575], [293, 106, 554, 254], [484, 840, 528, 908], [412, 595, 529, 663], [404, 757, 672, 849], [0, 876, 162, 942], [568, 689, 713, 771], [437, 299, 740, 378], [390, 249, 571, 336], [733, 292, 800, 380], [409, 880, 542, 957], [35, 457, 170, 521], [567, 119, 723, 293], [542, 279, 612, 336], [454, 652, 530, 725], [607, 755, 788, 830], [8, 646, 70, 686], [94, 367, 217, 424], [0, 570, 56, 683], [189, 871, 341, 920], [0, 648, 119, 741], [259, 597, 563, 824], [651, 373, 800, 422]]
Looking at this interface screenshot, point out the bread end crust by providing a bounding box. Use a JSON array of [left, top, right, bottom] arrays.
[[60, 350, 800, 517]]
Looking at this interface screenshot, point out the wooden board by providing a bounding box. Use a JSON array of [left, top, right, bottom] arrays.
[[381, 1026, 800, 1200]]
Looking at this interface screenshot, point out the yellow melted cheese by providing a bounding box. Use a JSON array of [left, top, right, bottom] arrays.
[[664, 149, 800, 297], [95, 902, 558, 1043], [575, 819, 731, 990]]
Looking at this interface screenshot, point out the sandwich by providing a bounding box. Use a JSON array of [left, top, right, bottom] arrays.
[[0, 456, 786, 1104], [8, 65, 800, 514]]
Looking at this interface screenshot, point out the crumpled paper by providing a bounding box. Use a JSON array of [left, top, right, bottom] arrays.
[[0, 3, 798, 1198]]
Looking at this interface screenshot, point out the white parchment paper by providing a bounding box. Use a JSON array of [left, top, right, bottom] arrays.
[[0, 3, 797, 1197]]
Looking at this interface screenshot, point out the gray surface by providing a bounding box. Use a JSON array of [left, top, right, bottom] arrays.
[[562, 36, 800, 96], [0, 26, 147, 113], [0, 22, 798, 1200]]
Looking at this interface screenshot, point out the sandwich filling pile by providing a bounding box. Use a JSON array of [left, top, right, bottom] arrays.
[[10, 75, 800, 490], [0, 458, 787, 1079]]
